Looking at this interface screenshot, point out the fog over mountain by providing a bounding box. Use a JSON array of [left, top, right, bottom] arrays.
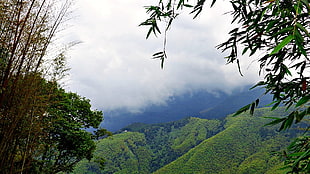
[[60, 0, 264, 114], [101, 86, 272, 132]]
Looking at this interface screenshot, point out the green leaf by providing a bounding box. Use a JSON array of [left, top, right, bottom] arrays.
[[146, 27, 153, 39], [255, 99, 259, 107], [184, 4, 193, 8], [294, 30, 307, 57], [161, 57, 165, 69], [211, 0, 217, 7], [296, 22, 310, 37], [295, 95, 310, 107], [177, 0, 184, 9], [281, 112, 295, 130], [272, 26, 294, 36], [265, 101, 278, 107], [242, 47, 249, 55], [292, 149, 310, 168], [271, 101, 281, 111], [250, 81, 265, 90], [264, 117, 286, 127], [233, 103, 251, 116], [295, 110, 306, 123], [237, 59, 243, 76], [270, 35, 294, 55], [250, 102, 256, 115]]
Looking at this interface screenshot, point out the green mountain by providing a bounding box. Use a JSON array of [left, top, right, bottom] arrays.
[[73, 132, 152, 174], [154, 108, 294, 174], [72, 108, 298, 174]]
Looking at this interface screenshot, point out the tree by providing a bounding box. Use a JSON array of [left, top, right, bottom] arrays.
[[140, 0, 309, 173], [0, 0, 109, 173], [30, 87, 107, 174], [0, 1, 111, 173]]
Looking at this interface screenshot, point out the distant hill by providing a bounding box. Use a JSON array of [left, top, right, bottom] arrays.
[[101, 86, 272, 132], [72, 107, 298, 174], [199, 87, 272, 119]]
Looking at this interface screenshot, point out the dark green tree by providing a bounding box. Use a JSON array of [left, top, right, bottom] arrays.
[[140, 0, 309, 173], [30, 87, 107, 174]]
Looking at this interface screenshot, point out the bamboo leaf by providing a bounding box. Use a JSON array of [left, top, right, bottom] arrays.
[[296, 22, 310, 37], [211, 0, 217, 7], [233, 103, 251, 116], [184, 4, 193, 7], [264, 117, 286, 126], [250, 102, 255, 115], [295, 95, 310, 107], [271, 101, 281, 111], [270, 35, 294, 55]]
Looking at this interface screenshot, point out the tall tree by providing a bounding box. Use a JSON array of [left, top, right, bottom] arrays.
[[140, 0, 309, 172], [0, 0, 72, 172]]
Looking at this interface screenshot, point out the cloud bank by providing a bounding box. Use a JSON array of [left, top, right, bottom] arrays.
[[61, 0, 262, 112]]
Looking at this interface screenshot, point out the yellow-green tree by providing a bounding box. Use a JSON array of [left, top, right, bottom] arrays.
[[0, 0, 73, 173]]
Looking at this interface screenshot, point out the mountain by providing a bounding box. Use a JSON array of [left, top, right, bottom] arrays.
[[154, 108, 293, 174], [73, 132, 152, 174], [101, 86, 272, 132], [72, 107, 299, 174], [199, 87, 272, 119]]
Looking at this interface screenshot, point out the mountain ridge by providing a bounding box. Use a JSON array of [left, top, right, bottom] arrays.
[[101, 86, 272, 132]]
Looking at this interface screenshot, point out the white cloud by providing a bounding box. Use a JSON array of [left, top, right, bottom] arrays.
[[61, 0, 262, 111]]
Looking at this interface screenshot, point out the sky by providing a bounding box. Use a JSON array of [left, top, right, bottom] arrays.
[[59, 0, 262, 112]]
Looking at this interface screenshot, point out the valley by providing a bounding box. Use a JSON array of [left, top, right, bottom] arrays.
[[72, 107, 299, 174]]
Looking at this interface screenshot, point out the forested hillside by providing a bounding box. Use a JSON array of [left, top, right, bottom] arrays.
[[72, 108, 301, 174], [73, 117, 222, 173], [154, 108, 295, 174]]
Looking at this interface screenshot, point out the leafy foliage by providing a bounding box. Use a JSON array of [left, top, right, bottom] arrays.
[[30, 88, 105, 174], [283, 136, 310, 173]]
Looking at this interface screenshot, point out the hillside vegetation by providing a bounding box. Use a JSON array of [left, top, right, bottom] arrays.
[[73, 108, 299, 174], [155, 108, 294, 174]]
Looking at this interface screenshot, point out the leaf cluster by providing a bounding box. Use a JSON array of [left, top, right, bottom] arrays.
[[141, 0, 309, 172], [140, 0, 195, 68], [282, 135, 310, 173], [218, 0, 309, 125]]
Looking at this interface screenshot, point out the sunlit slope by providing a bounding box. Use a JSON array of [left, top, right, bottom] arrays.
[[154, 108, 291, 174], [73, 117, 222, 173], [120, 117, 223, 172], [73, 132, 152, 174]]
